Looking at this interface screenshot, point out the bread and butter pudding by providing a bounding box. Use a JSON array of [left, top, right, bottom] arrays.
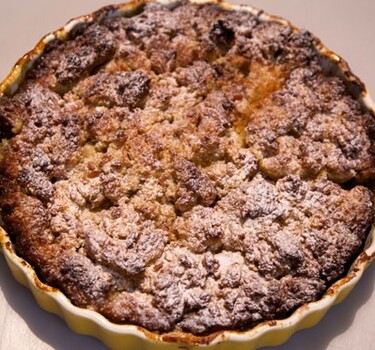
[[0, 0, 374, 337]]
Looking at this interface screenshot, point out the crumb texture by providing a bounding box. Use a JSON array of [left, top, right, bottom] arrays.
[[0, 1, 374, 335]]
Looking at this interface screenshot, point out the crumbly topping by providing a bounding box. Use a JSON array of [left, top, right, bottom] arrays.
[[0, 1, 374, 335]]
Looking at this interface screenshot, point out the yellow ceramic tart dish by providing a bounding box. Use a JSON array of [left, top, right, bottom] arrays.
[[0, 1, 374, 349]]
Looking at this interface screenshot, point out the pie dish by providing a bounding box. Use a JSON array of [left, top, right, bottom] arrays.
[[0, 0, 374, 349]]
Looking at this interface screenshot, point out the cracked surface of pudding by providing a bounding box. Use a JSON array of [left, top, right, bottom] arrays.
[[0, 1, 374, 335]]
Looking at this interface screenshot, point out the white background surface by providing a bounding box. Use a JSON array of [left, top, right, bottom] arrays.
[[0, 1, 374, 349]]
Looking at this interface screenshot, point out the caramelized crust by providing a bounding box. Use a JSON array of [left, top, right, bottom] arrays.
[[0, 1, 374, 335]]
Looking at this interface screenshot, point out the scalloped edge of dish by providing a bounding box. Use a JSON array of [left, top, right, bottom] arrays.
[[1, 0, 375, 349]]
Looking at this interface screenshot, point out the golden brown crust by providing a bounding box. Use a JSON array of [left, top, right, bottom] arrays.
[[0, 0, 374, 336]]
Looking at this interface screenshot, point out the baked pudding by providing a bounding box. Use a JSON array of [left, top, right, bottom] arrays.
[[0, 0, 374, 345]]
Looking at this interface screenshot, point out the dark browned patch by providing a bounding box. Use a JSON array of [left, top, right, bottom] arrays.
[[33, 275, 60, 293]]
